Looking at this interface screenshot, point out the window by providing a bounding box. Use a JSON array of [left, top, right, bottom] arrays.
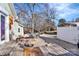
[[1, 15, 5, 41], [18, 28, 20, 32]]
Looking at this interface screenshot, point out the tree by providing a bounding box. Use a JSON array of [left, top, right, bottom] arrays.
[[26, 3, 57, 32], [40, 4, 57, 31], [58, 18, 66, 27], [14, 3, 57, 33], [15, 3, 42, 34], [25, 4, 37, 34]]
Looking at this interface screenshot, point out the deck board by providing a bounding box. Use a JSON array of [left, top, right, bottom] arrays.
[[46, 43, 70, 55]]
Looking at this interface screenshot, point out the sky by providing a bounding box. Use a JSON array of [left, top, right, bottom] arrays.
[[49, 3, 79, 22], [14, 3, 79, 25]]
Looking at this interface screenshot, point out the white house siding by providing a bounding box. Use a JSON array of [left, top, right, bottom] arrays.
[[5, 16, 9, 42], [57, 27, 79, 44], [74, 22, 79, 26], [0, 14, 1, 42], [13, 21, 24, 40], [0, 4, 12, 15], [0, 6, 9, 44]]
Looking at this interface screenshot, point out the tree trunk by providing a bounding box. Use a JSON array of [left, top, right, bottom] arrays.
[[32, 14, 34, 34], [48, 27, 50, 31]]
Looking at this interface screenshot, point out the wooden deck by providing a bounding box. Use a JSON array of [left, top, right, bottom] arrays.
[[46, 43, 72, 55], [0, 38, 75, 56]]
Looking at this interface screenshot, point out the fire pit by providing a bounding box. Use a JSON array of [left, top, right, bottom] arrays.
[[18, 38, 34, 48]]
